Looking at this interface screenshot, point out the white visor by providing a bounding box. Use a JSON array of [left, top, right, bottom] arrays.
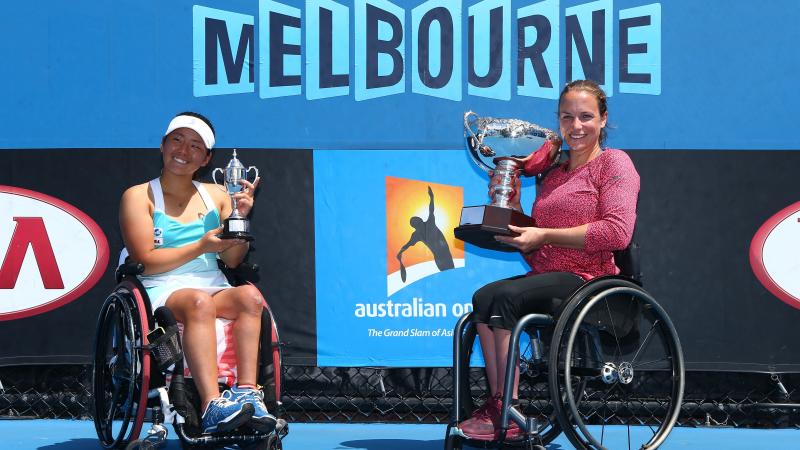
[[164, 115, 215, 150]]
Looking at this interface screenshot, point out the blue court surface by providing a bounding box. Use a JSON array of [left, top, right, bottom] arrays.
[[0, 420, 797, 450]]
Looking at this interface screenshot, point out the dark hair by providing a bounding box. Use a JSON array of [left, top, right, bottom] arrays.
[[558, 79, 608, 147], [160, 111, 216, 180]]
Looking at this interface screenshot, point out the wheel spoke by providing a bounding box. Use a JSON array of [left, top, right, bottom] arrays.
[[630, 319, 661, 365], [106, 381, 121, 424], [603, 299, 624, 361], [632, 356, 672, 369]]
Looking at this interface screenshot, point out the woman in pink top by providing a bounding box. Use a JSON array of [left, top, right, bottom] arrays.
[[458, 80, 641, 441]]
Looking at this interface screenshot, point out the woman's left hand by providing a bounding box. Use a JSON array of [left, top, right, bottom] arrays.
[[232, 177, 260, 217], [495, 224, 548, 253]]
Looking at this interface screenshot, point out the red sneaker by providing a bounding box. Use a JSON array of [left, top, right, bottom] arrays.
[[493, 399, 523, 441], [500, 419, 523, 441], [458, 395, 501, 441]]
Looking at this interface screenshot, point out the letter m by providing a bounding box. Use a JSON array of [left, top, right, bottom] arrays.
[[193, 6, 255, 96]]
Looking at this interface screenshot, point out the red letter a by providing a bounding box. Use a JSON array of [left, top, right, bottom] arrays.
[[0, 217, 65, 289]]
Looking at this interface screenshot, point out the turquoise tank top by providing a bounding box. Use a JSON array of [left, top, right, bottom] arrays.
[[141, 179, 221, 278]]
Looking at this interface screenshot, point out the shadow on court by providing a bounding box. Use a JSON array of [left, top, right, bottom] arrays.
[[38, 439, 106, 450], [35, 437, 182, 450], [338, 439, 566, 450], [339, 439, 442, 450]]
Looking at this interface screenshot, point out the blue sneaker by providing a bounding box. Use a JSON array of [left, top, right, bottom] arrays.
[[225, 386, 277, 433], [201, 396, 254, 434]]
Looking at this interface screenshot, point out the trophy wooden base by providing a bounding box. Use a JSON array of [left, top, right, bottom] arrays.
[[218, 218, 255, 242], [218, 231, 255, 241], [454, 205, 533, 252]]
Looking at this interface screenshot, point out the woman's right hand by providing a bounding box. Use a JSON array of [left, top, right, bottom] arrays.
[[198, 226, 246, 254]]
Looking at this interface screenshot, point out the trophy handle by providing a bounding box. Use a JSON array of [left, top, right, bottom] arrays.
[[246, 166, 259, 183], [211, 168, 227, 192], [464, 111, 479, 139], [464, 111, 493, 173]]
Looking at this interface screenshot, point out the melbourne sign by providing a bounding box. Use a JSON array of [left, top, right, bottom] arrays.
[[194, 0, 661, 100]]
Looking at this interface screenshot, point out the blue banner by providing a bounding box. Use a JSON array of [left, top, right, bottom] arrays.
[[1, 0, 798, 150], [314, 149, 534, 366]]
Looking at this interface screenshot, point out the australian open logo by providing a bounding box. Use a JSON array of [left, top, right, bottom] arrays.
[[193, 0, 662, 100], [386, 177, 464, 296]]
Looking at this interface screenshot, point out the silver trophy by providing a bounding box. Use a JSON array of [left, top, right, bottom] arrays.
[[454, 111, 560, 251], [212, 149, 259, 241]]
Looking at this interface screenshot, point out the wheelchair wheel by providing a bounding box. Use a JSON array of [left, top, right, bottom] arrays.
[[259, 302, 284, 409], [549, 279, 684, 450], [458, 319, 562, 445], [93, 281, 151, 449]]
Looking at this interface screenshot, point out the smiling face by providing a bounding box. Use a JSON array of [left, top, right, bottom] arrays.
[[160, 127, 211, 176], [558, 89, 608, 155]]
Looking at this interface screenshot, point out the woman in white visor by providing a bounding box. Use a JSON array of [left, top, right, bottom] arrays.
[[119, 112, 275, 435]]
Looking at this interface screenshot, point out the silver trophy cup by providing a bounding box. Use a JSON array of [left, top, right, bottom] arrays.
[[454, 111, 559, 251], [212, 149, 259, 241]]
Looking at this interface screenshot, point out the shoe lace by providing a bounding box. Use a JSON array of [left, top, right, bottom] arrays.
[[212, 396, 238, 408], [203, 396, 238, 418]]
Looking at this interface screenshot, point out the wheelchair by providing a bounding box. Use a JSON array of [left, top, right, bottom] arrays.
[[445, 240, 685, 450], [91, 259, 288, 450]]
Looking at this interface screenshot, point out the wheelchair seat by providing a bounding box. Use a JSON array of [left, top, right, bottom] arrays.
[[92, 258, 288, 450], [446, 233, 685, 450]]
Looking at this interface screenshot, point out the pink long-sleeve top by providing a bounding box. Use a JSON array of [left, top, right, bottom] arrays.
[[523, 149, 640, 280]]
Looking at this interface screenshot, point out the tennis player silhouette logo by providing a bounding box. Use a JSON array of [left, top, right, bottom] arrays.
[[386, 177, 464, 296], [396, 186, 455, 281]]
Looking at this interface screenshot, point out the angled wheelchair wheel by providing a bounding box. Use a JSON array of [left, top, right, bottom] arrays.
[[93, 281, 152, 449], [549, 279, 684, 450], [457, 318, 562, 446], [259, 302, 284, 409]]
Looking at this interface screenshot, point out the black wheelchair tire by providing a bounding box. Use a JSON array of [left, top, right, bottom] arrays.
[[92, 283, 151, 449], [549, 279, 685, 450]]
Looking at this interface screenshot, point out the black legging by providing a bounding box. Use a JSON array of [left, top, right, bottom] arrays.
[[471, 272, 585, 330]]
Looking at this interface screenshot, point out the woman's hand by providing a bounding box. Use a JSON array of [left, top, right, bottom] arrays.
[[232, 177, 260, 217], [198, 226, 246, 254], [495, 224, 548, 253]]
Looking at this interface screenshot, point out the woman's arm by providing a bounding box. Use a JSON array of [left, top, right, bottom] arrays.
[[496, 224, 587, 253], [496, 152, 639, 254], [120, 184, 228, 275], [583, 153, 640, 253]]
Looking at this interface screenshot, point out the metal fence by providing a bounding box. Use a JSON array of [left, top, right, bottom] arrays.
[[1, 364, 798, 428]]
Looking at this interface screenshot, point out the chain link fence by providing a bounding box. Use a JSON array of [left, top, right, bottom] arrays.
[[1, 364, 798, 428]]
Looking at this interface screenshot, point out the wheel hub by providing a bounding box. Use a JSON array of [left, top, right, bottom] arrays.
[[619, 362, 634, 385], [601, 362, 617, 384]]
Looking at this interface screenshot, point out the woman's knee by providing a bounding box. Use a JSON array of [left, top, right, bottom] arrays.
[[169, 290, 217, 322], [232, 285, 265, 316]]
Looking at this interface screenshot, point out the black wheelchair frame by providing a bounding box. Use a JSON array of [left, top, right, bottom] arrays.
[[92, 261, 288, 450], [445, 241, 685, 450]]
